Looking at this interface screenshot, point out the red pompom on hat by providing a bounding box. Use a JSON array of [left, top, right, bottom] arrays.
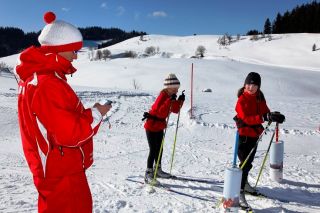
[[38, 11, 83, 53], [44, 11, 56, 24]]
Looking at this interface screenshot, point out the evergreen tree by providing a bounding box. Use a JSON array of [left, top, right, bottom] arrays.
[[264, 18, 272, 34], [272, 13, 282, 34], [246, 30, 259, 36], [271, 1, 320, 34]]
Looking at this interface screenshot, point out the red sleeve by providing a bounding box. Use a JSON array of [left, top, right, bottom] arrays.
[[150, 91, 184, 117], [32, 78, 95, 147], [260, 101, 270, 116], [171, 100, 184, 113], [150, 91, 171, 119], [235, 98, 263, 125]]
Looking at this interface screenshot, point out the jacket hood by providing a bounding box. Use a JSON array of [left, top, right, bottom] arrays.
[[16, 46, 76, 81]]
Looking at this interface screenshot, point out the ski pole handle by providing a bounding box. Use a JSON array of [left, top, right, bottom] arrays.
[[104, 100, 113, 105]]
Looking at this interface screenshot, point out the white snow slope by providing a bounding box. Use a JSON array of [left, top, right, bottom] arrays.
[[0, 34, 320, 213]]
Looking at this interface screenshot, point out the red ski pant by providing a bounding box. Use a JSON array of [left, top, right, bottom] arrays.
[[34, 171, 92, 213]]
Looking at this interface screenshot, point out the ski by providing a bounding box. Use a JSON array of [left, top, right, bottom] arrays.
[[129, 174, 221, 185], [126, 177, 214, 202], [245, 191, 290, 203], [170, 175, 223, 185]]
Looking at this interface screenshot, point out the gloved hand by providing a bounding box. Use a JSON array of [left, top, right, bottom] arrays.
[[142, 112, 150, 121], [170, 94, 177, 100], [263, 111, 285, 124], [178, 93, 185, 101]]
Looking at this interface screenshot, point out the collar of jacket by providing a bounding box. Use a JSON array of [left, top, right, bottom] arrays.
[[16, 46, 77, 82]]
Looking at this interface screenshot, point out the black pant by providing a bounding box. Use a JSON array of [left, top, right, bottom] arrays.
[[146, 130, 164, 169], [238, 135, 259, 190]]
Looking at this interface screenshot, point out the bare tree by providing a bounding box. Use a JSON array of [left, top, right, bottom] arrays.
[[0, 62, 17, 82], [237, 34, 241, 41], [140, 35, 146, 41], [250, 34, 259, 41], [145, 46, 156, 55], [102, 49, 111, 60], [218, 36, 227, 46], [267, 34, 272, 41], [218, 33, 232, 46], [124, 51, 137, 58], [195, 45, 206, 57], [95, 50, 103, 60], [132, 79, 141, 90]]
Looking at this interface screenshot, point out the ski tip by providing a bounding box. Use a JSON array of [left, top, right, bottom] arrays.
[[239, 207, 254, 213], [145, 185, 156, 194]]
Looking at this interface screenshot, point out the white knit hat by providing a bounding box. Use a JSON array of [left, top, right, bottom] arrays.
[[38, 11, 83, 52], [164, 73, 180, 89]]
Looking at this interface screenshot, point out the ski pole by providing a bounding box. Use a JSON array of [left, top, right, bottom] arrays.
[[151, 102, 173, 187], [254, 128, 276, 188], [232, 131, 240, 168], [240, 121, 272, 170], [275, 122, 279, 143], [103, 100, 113, 129], [169, 90, 185, 174]]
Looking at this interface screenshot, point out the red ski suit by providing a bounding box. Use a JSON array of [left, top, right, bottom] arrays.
[[235, 91, 270, 137], [144, 90, 183, 132], [16, 46, 102, 213]]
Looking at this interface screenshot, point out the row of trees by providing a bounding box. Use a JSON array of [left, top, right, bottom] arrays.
[[0, 27, 40, 57], [248, 1, 320, 35], [0, 26, 146, 57], [90, 45, 208, 61], [79, 26, 146, 48]]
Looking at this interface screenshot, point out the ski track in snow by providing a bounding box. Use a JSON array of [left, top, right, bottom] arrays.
[[1, 89, 320, 212]]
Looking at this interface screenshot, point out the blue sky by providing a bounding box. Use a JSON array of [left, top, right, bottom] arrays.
[[0, 0, 317, 36]]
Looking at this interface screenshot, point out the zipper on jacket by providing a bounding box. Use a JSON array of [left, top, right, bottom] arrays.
[[58, 146, 64, 156], [79, 147, 85, 168]]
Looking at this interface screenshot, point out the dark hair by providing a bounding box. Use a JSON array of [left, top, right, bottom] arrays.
[[237, 86, 265, 101]]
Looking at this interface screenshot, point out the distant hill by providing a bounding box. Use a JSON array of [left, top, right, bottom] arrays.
[[0, 26, 146, 57]]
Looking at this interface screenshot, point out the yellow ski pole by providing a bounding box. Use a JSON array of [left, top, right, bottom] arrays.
[[151, 102, 173, 188], [169, 102, 183, 174], [254, 129, 276, 187], [240, 121, 272, 170]]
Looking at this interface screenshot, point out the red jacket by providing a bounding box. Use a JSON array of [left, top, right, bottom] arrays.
[[235, 90, 270, 137], [144, 90, 183, 132], [16, 46, 101, 180]]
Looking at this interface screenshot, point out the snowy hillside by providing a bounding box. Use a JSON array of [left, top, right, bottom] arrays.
[[0, 34, 320, 212]]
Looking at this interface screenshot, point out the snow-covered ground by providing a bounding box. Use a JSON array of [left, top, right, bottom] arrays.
[[0, 34, 320, 212]]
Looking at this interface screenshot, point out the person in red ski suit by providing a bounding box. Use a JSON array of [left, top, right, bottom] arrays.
[[16, 11, 111, 213], [142, 73, 185, 183], [234, 72, 285, 209]]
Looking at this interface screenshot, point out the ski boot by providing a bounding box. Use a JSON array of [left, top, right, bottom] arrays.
[[239, 190, 253, 212], [244, 181, 261, 196], [154, 165, 172, 178], [144, 168, 160, 185]]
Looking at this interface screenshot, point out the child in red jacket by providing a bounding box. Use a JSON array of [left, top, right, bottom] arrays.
[[143, 73, 185, 183], [234, 72, 285, 210]]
